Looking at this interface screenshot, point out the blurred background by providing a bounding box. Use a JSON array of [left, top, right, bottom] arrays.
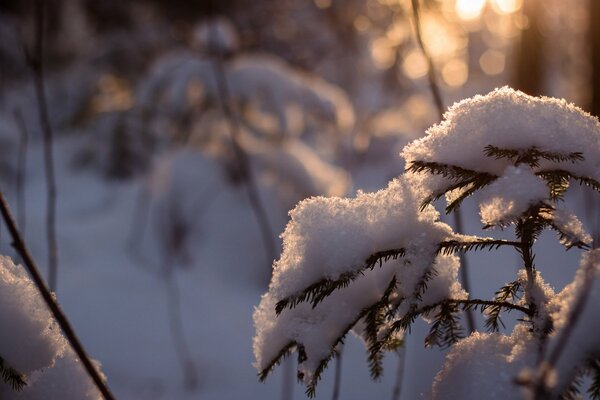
[[0, 0, 597, 399]]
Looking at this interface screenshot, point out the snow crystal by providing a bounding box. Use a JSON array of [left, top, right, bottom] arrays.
[[403, 87, 600, 204], [478, 165, 548, 226], [0, 256, 102, 399]]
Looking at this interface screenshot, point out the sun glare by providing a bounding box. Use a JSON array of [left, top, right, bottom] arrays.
[[455, 0, 486, 21]]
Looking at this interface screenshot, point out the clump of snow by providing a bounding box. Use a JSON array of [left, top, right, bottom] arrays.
[[267, 177, 454, 300], [545, 249, 600, 395], [246, 137, 350, 198], [136, 52, 355, 137], [478, 165, 548, 226], [432, 325, 537, 400], [0, 256, 102, 399], [253, 176, 467, 380], [228, 55, 355, 134], [402, 87, 600, 216], [403, 87, 600, 179], [551, 206, 593, 248]]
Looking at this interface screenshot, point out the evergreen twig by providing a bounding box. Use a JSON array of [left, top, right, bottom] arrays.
[[0, 356, 26, 391]]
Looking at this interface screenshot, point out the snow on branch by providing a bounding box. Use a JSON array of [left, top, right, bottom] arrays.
[[255, 87, 600, 398], [0, 256, 102, 398]]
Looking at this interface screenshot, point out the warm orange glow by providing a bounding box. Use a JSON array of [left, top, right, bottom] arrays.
[[455, 0, 486, 21], [479, 49, 506, 75], [402, 49, 429, 79], [441, 59, 468, 87]]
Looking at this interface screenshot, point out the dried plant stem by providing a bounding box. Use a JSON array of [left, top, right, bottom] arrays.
[[27, 0, 59, 291], [411, 0, 475, 333], [0, 192, 115, 400]]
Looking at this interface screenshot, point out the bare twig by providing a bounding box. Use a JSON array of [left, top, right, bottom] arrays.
[[209, 47, 278, 265], [13, 108, 28, 235], [391, 346, 405, 400], [0, 192, 115, 399], [410, 0, 475, 333], [162, 258, 198, 391], [26, 0, 59, 291], [332, 345, 343, 400]]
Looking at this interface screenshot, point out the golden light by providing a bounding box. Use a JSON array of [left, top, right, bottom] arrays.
[[402, 49, 429, 79], [386, 21, 409, 45], [441, 59, 468, 87], [491, 0, 522, 14], [455, 0, 486, 21], [479, 49, 505, 75], [371, 37, 396, 69]]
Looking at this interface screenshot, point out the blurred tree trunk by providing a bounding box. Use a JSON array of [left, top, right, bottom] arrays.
[[513, 0, 543, 96]]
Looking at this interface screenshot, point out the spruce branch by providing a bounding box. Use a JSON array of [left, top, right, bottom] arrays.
[[0, 193, 115, 400], [424, 301, 463, 348], [438, 239, 521, 255], [406, 160, 498, 212], [0, 356, 26, 392], [406, 160, 493, 182], [484, 280, 522, 332], [588, 358, 600, 399], [385, 298, 532, 345], [304, 277, 398, 397], [258, 341, 302, 382], [536, 169, 600, 195], [484, 145, 584, 167], [275, 248, 405, 314]]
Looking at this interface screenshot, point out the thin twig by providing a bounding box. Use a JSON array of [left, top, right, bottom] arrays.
[[26, 0, 59, 291], [331, 345, 343, 400], [209, 47, 278, 265], [162, 261, 198, 391], [411, 0, 475, 333], [13, 108, 28, 235], [391, 346, 405, 400], [0, 192, 115, 399]]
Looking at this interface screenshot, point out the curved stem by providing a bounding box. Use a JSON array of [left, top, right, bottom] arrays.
[[0, 193, 115, 399]]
